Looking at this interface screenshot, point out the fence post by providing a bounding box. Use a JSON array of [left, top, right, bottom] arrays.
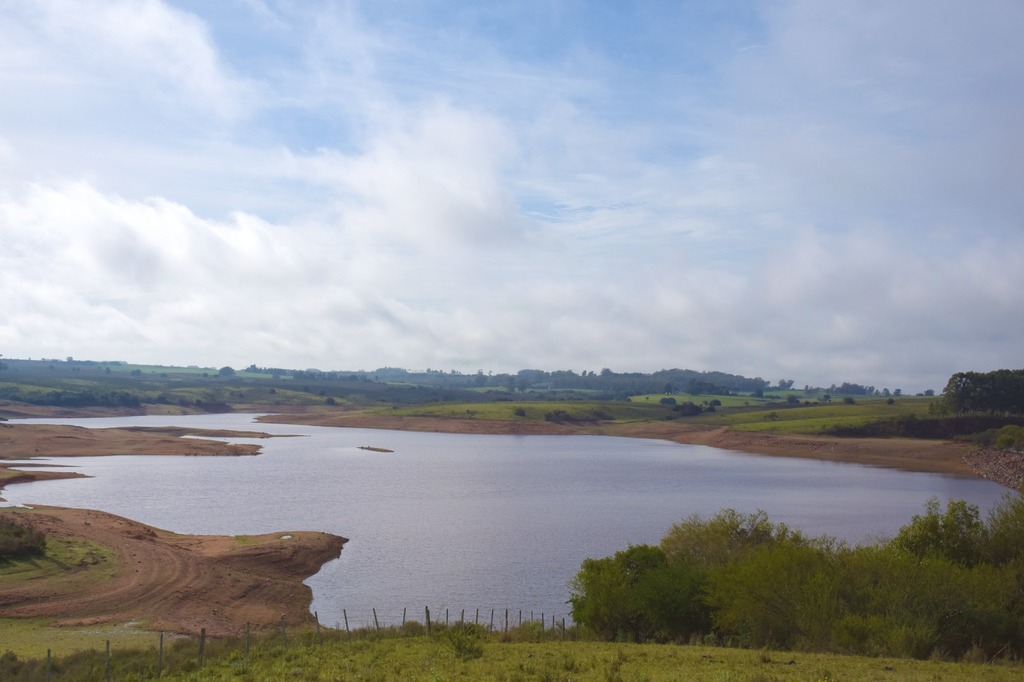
[[541, 613, 545, 632], [490, 608, 494, 631], [475, 608, 479, 626], [158, 632, 164, 678], [315, 611, 323, 644], [45, 649, 51, 682], [245, 622, 251, 662], [373, 608, 380, 631], [505, 609, 508, 633], [561, 618, 565, 641], [402, 607, 407, 627], [280, 616, 288, 647], [445, 608, 449, 626], [460, 609, 464, 625], [106, 640, 111, 682], [343, 609, 351, 640], [425, 606, 431, 635], [199, 628, 206, 668]]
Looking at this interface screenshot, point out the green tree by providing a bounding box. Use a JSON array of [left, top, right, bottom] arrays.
[[891, 498, 987, 567], [569, 544, 708, 642]]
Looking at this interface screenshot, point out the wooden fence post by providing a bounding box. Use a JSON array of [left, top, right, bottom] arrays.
[[315, 611, 323, 644], [199, 628, 206, 668], [425, 606, 431, 635], [158, 632, 164, 678], [106, 640, 111, 682], [343, 609, 351, 640], [402, 607, 407, 627], [45, 649, 51, 682], [373, 608, 380, 631]]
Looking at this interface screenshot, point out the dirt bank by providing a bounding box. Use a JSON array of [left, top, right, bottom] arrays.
[[0, 506, 345, 636]]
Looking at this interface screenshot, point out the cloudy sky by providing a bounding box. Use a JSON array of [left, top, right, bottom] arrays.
[[1, 1, 1021, 392]]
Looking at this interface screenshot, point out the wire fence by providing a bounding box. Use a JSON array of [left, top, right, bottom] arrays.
[[2, 607, 579, 681]]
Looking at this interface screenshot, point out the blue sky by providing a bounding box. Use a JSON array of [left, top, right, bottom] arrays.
[[1, 0, 1022, 392]]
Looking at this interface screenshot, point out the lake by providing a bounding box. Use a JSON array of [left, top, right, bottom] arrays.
[[2, 413, 1011, 629]]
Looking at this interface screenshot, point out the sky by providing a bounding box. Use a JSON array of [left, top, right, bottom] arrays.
[[1, 0, 1022, 393]]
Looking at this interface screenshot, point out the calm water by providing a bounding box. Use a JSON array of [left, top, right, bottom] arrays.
[[3, 413, 1011, 628]]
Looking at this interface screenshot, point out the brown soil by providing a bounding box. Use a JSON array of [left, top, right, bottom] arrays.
[[0, 506, 345, 636]]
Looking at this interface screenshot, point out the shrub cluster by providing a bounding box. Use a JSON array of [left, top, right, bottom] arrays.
[[0, 517, 46, 560], [570, 496, 1024, 660]]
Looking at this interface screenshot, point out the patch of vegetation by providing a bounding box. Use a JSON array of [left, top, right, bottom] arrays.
[[570, 495, 1024, 661], [0, 517, 45, 561]]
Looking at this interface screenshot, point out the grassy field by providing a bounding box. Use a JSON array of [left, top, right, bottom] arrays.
[[373, 395, 943, 438], [379, 399, 673, 422], [2, 625, 1019, 681]]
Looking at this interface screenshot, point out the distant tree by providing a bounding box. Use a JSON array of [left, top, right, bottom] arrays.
[[659, 397, 677, 406], [786, 395, 800, 405], [218, 366, 235, 377], [842, 397, 856, 405]]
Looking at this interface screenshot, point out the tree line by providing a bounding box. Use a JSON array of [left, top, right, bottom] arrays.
[[570, 496, 1024, 660], [943, 369, 1024, 417]]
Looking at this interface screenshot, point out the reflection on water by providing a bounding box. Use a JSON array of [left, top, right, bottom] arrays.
[[4, 414, 1010, 628]]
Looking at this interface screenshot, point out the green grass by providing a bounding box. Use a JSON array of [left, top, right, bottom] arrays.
[[0, 618, 156, 660], [0, 535, 116, 588], [707, 399, 935, 433], [378, 400, 671, 422], [630, 393, 768, 407], [3, 626, 1017, 681]]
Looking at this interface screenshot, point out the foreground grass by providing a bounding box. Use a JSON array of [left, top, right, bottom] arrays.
[[2, 626, 1021, 681], [176, 638, 1021, 682]]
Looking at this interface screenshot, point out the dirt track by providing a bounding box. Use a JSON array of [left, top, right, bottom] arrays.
[[0, 506, 345, 636]]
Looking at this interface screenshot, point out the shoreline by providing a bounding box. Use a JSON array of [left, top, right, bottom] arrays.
[[257, 409, 988, 478]]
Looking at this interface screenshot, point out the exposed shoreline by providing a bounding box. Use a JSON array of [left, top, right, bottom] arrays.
[[0, 505, 345, 636], [257, 409, 989, 478]]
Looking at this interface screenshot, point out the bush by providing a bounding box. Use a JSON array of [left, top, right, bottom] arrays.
[[0, 516, 46, 560]]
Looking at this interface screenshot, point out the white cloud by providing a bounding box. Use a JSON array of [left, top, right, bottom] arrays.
[[0, 0, 1021, 392]]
